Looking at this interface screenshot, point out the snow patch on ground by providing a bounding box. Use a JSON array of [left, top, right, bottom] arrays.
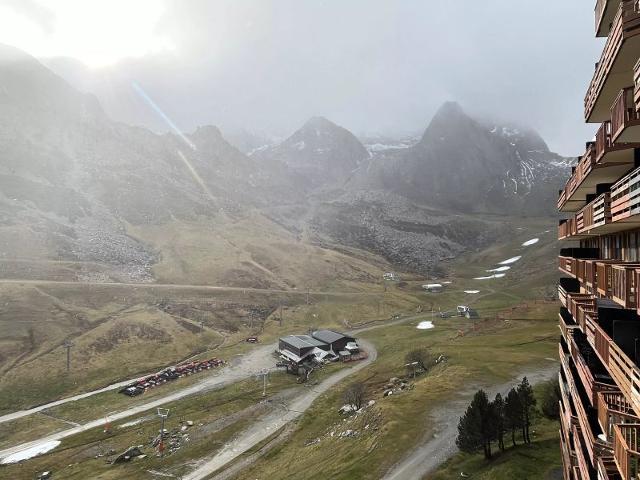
[[499, 256, 521, 265], [474, 273, 507, 280], [464, 290, 480, 294], [119, 418, 145, 428], [522, 238, 539, 246], [416, 321, 434, 330], [487, 266, 511, 273], [1, 440, 60, 464]]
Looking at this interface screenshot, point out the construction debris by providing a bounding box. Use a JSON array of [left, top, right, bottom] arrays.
[[112, 446, 144, 464]]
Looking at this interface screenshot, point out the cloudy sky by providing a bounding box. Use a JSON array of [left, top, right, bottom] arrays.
[[0, 0, 602, 155]]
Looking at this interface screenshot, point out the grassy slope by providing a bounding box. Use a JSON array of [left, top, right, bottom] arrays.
[[231, 219, 562, 480], [0, 212, 400, 412], [0, 215, 562, 479]]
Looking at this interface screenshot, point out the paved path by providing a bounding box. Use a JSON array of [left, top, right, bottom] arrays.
[[0, 344, 277, 464], [182, 339, 377, 480], [382, 364, 559, 480]]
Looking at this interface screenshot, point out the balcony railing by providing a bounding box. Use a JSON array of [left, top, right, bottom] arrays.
[[611, 264, 640, 308], [570, 193, 614, 238], [598, 455, 624, 480], [571, 334, 617, 406], [613, 424, 640, 480], [586, 259, 601, 293], [598, 391, 639, 441], [585, 1, 640, 122], [589, 319, 640, 417], [560, 256, 579, 278], [612, 87, 640, 143], [575, 420, 596, 476], [611, 164, 640, 222], [560, 310, 579, 341], [598, 262, 616, 297], [558, 144, 596, 211], [569, 294, 598, 330], [559, 217, 579, 240]]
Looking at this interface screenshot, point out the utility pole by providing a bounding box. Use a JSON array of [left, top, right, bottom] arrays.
[[63, 340, 74, 373], [306, 288, 310, 305], [157, 408, 170, 457], [258, 369, 269, 397], [279, 303, 283, 327]]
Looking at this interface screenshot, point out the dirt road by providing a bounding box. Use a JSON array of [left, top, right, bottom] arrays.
[[0, 344, 278, 464], [382, 364, 559, 480], [0, 278, 377, 297], [182, 339, 377, 480]]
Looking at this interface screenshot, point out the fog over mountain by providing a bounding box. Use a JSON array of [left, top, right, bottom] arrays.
[[0, 0, 600, 156], [0, 44, 570, 277]]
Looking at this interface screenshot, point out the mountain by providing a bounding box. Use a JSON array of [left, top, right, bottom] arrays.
[[376, 102, 571, 216], [0, 44, 566, 281], [255, 116, 370, 188]]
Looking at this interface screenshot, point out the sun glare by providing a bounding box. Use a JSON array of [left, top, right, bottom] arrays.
[[0, 0, 175, 68]]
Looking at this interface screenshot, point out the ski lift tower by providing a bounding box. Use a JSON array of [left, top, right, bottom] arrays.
[[157, 408, 170, 457]]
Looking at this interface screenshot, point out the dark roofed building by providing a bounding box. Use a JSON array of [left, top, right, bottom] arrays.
[[278, 335, 329, 363], [311, 330, 356, 353]]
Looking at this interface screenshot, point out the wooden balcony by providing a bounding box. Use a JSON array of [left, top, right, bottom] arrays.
[[559, 144, 597, 212], [590, 318, 640, 417], [561, 309, 580, 341], [570, 294, 598, 330], [585, 1, 640, 123], [562, 193, 614, 240], [598, 119, 640, 161], [611, 264, 640, 308], [575, 420, 596, 476], [597, 0, 623, 37], [611, 165, 640, 227], [587, 259, 603, 294], [560, 217, 580, 240], [571, 333, 617, 406], [612, 87, 640, 143], [598, 455, 624, 480], [613, 424, 640, 480], [561, 256, 580, 278], [600, 262, 617, 297], [558, 135, 636, 213], [598, 390, 639, 441]]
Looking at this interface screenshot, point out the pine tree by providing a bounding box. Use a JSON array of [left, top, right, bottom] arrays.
[[517, 377, 537, 444], [493, 392, 506, 452], [456, 389, 495, 459], [504, 387, 523, 447]]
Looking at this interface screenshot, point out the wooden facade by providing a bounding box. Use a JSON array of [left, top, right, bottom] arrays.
[[558, 2, 640, 479]]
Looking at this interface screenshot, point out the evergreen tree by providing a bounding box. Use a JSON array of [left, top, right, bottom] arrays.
[[504, 387, 523, 447], [456, 389, 496, 459], [493, 392, 506, 452], [517, 377, 537, 444]]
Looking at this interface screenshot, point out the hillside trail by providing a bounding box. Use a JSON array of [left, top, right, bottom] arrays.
[[0, 278, 377, 297]]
